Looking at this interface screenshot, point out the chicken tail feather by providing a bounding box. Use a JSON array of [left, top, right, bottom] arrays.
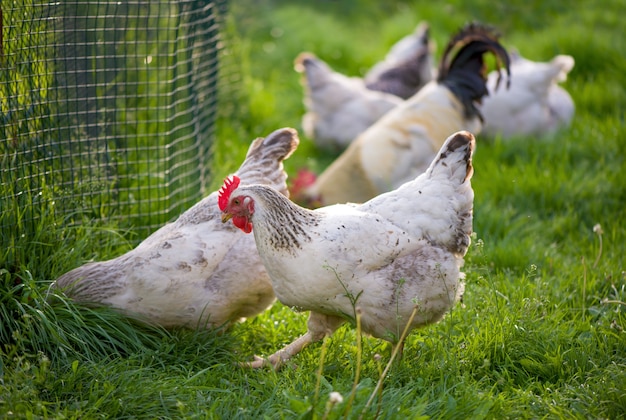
[[437, 22, 511, 121], [235, 128, 300, 197], [426, 130, 475, 184], [551, 54, 575, 83], [294, 52, 333, 90]]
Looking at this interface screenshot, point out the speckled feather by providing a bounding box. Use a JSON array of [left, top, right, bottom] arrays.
[[222, 131, 475, 355], [51, 128, 299, 329]]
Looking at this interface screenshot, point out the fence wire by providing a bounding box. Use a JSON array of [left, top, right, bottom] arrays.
[[1, 0, 227, 250]]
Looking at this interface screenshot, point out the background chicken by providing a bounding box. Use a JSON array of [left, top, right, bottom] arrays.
[[364, 22, 435, 99], [220, 130, 475, 369], [294, 52, 402, 151], [51, 128, 300, 329], [479, 50, 575, 138], [291, 22, 510, 207], [294, 24, 433, 151]]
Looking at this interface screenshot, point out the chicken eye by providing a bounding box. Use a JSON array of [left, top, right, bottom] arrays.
[[233, 198, 240, 205]]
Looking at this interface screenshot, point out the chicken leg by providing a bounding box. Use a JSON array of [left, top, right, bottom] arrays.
[[243, 312, 345, 369]]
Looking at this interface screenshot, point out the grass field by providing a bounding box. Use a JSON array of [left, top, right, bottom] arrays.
[[2, 0, 625, 418]]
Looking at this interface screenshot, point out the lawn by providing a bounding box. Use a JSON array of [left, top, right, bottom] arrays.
[[1, 0, 625, 418]]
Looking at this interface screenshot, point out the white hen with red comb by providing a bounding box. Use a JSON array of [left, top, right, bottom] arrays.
[[220, 130, 475, 368]]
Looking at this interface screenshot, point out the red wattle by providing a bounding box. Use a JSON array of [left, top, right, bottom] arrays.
[[233, 216, 253, 233]]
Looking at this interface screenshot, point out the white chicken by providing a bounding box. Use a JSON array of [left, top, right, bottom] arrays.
[[219, 130, 476, 368], [51, 128, 300, 329], [294, 22, 433, 151], [364, 22, 435, 99], [290, 23, 510, 208], [294, 52, 402, 151], [479, 50, 575, 138]]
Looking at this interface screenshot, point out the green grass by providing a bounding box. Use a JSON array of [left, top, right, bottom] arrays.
[[2, 0, 626, 418]]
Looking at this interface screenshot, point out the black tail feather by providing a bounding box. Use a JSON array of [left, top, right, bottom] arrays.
[[437, 22, 511, 121]]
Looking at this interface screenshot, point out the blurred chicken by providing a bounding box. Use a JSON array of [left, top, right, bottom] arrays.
[[479, 50, 575, 138], [291, 22, 510, 207], [294, 23, 434, 151], [295, 52, 402, 151], [51, 128, 300, 329], [364, 22, 435, 99], [220, 130, 475, 369]]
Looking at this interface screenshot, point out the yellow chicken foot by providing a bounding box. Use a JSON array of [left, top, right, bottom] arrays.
[[242, 312, 345, 369], [241, 332, 314, 369]]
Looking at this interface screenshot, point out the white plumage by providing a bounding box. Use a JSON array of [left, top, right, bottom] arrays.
[[479, 51, 575, 138], [294, 22, 433, 150], [290, 23, 510, 208], [295, 52, 402, 151], [51, 128, 300, 329], [220, 130, 475, 368]]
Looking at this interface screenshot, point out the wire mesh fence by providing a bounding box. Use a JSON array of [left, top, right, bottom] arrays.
[[1, 0, 228, 253]]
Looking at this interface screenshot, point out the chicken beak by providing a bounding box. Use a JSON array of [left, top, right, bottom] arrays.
[[221, 213, 233, 223]]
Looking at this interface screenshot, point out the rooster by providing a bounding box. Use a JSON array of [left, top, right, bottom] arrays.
[[291, 22, 510, 208], [479, 50, 575, 138], [294, 52, 402, 151], [220, 130, 475, 368], [364, 22, 435, 99], [51, 128, 300, 329]]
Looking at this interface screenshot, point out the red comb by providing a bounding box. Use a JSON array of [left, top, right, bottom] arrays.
[[218, 175, 240, 211]]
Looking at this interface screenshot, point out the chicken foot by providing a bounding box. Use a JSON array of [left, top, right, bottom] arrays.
[[243, 312, 345, 369]]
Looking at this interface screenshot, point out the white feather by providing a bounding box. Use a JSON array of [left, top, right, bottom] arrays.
[[479, 52, 575, 138]]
